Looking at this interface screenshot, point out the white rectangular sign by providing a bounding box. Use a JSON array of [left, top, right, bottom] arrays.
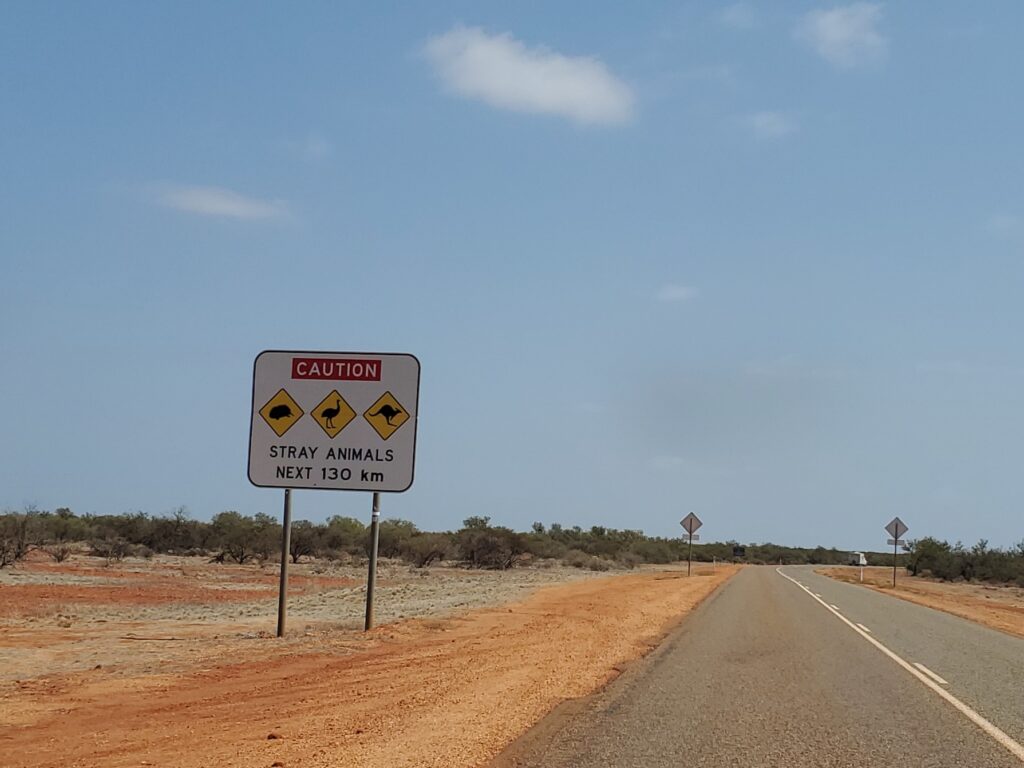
[[248, 350, 420, 492]]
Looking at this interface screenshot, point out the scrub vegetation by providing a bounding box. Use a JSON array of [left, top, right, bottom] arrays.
[[0, 505, 928, 573], [904, 537, 1024, 586]]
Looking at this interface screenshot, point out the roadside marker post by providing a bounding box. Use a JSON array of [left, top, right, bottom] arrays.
[[680, 513, 703, 576], [248, 351, 420, 636], [884, 517, 909, 589]]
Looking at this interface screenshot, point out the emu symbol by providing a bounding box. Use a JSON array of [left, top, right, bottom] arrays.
[[370, 404, 403, 426], [320, 399, 343, 429]]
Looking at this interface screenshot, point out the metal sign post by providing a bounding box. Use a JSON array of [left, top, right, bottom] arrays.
[[364, 492, 381, 631], [248, 350, 420, 636], [276, 488, 292, 637], [680, 514, 703, 576], [884, 517, 909, 588]]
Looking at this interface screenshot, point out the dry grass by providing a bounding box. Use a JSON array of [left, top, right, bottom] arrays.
[[0, 555, 737, 768], [819, 566, 1024, 639]]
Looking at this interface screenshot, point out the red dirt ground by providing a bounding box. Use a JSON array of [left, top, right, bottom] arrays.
[[0, 562, 738, 768]]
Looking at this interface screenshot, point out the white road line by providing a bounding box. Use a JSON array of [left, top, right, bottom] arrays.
[[814, 593, 823, 597], [830, 604, 840, 610], [914, 662, 950, 686], [856, 622, 872, 634], [776, 567, 1024, 763]]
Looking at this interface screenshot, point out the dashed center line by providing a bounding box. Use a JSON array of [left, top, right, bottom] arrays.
[[914, 662, 949, 686], [777, 567, 1024, 763], [856, 622, 872, 634]]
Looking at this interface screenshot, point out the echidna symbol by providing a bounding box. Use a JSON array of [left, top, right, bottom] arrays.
[[369, 404, 403, 426], [268, 404, 294, 420]]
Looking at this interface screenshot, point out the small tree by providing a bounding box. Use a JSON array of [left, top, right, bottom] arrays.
[[323, 516, 366, 555], [402, 533, 452, 568], [90, 536, 130, 564], [289, 520, 320, 563], [210, 511, 258, 564], [375, 519, 418, 558], [455, 520, 526, 570]]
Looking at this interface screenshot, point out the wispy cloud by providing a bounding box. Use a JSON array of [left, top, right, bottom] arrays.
[[718, 3, 756, 29], [795, 3, 887, 69], [985, 213, 1023, 240], [749, 111, 798, 139], [650, 455, 733, 476], [299, 134, 333, 161], [157, 185, 288, 220], [424, 26, 634, 125], [657, 284, 698, 303]]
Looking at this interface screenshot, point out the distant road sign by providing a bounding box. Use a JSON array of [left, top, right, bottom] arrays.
[[887, 538, 906, 546], [248, 351, 420, 492], [885, 517, 909, 540], [688, 534, 700, 542], [680, 513, 703, 535]]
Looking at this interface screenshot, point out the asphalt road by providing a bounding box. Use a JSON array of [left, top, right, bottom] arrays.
[[491, 566, 1024, 767]]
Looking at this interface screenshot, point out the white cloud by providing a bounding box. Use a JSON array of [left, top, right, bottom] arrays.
[[749, 111, 798, 139], [985, 213, 1023, 239], [795, 3, 887, 68], [300, 135, 333, 160], [657, 284, 698, 302], [719, 3, 756, 29], [651, 455, 689, 471], [424, 26, 634, 125], [157, 185, 288, 220]]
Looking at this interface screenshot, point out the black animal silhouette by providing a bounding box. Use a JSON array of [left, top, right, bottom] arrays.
[[369, 403, 403, 426], [268, 404, 293, 420], [320, 399, 343, 429]]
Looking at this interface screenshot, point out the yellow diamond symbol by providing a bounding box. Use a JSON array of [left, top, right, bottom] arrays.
[[259, 389, 303, 437], [311, 390, 356, 439], [363, 391, 409, 441]]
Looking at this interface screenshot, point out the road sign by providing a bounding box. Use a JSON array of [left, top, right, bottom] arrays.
[[885, 517, 909, 539], [310, 389, 356, 438], [363, 391, 411, 440], [680, 513, 703, 535], [248, 351, 420, 492], [680, 514, 703, 577], [884, 517, 909, 589], [259, 389, 304, 437], [887, 538, 906, 546]]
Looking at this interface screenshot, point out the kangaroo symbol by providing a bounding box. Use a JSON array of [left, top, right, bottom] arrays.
[[320, 399, 343, 429], [370, 403, 403, 426]]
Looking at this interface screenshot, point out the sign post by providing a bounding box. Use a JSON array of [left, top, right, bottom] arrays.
[[276, 488, 292, 638], [884, 517, 909, 589], [680, 513, 703, 576], [364, 492, 381, 630], [249, 351, 420, 635]]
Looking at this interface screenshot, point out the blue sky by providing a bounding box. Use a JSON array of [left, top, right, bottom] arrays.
[[2, 2, 1023, 549]]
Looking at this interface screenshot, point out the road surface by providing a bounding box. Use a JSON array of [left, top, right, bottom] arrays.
[[492, 566, 1024, 767]]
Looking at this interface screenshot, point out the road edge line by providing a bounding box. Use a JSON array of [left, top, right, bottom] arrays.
[[776, 567, 1024, 763], [913, 662, 950, 686]]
